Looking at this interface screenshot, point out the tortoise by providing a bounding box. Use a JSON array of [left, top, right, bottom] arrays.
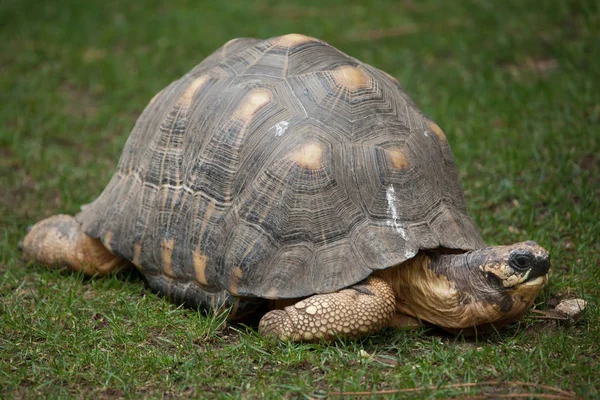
[[22, 34, 550, 341]]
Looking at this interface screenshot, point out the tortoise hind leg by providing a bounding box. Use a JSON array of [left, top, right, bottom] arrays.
[[259, 276, 395, 342], [144, 274, 265, 321], [21, 214, 130, 276]]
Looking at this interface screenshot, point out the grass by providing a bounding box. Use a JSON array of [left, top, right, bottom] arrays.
[[1, 0, 598, 398]]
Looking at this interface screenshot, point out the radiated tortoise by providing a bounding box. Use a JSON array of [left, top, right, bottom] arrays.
[[22, 34, 550, 341]]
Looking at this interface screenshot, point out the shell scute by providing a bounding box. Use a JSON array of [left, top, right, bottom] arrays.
[[77, 36, 484, 299]]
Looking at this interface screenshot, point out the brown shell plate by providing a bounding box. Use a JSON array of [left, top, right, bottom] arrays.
[[77, 34, 485, 299]]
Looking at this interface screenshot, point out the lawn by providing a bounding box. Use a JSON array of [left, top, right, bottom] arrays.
[[1, 0, 598, 398]]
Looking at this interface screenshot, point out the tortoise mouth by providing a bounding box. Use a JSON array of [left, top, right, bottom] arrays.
[[522, 274, 548, 287]]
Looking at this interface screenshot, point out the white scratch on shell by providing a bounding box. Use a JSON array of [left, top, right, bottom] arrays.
[[424, 130, 430, 137], [385, 184, 409, 240], [275, 120, 289, 136], [404, 248, 417, 259]]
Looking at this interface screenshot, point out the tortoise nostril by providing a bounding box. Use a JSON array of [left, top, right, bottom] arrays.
[[527, 254, 551, 280], [538, 257, 551, 274]]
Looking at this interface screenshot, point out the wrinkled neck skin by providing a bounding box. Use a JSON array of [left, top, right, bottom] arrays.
[[377, 251, 542, 332]]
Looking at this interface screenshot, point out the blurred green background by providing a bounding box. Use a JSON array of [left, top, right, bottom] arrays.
[[1, 0, 598, 398]]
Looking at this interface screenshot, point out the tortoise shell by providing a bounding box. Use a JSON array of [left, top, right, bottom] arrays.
[[77, 34, 485, 300]]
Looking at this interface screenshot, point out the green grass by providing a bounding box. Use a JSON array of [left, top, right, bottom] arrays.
[[1, 0, 599, 398]]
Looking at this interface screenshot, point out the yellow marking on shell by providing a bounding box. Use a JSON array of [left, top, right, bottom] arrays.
[[179, 76, 209, 105], [103, 231, 113, 252], [383, 70, 399, 84], [222, 38, 241, 56], [230, 298, 241, 317], [235, 89, 272, 121], [224, 38, 240, 47], [229, 267, 243, 295], [289, 142, 324, 169], [332, 66, 370, 90], [161, 238, 175, 277], [197, 200, 216, 246], [385, 148, 409, 169], [427, 120, 447, 142], [193, 249, 209, 286], [273, 33, 315, 47], [132, 242, 142, 268]]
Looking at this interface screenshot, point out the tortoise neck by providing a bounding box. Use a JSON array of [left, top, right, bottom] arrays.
[[379, 251, 496, 329]]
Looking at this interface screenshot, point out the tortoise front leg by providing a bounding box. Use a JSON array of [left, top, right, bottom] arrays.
[[258, 277, 395, 341], [22, 214, 130, 276]]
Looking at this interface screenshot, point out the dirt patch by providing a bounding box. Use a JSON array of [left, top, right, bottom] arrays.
[[0, 145, 13, 159], [501, 57, 558, 79], [162, 386, 201, 399], [579, 153, 598, 172], [97, 387, 126, 399], [91, 313, 110, 330]]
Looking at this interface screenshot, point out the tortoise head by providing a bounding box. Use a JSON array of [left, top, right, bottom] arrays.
[[390, 241, 550, 333], [458, 241, 550, 330]]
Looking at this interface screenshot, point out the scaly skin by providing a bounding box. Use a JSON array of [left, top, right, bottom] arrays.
[[258, 277, 396, 341], [22, 215, 129, 276]]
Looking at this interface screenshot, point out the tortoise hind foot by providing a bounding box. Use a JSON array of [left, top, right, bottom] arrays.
[[258, 276, 395, 342], [21, 214, 130, 276]]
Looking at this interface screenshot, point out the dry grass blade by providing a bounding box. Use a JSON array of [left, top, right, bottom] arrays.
[[329, 380, 579, 398], [528, 309, 569, 321]]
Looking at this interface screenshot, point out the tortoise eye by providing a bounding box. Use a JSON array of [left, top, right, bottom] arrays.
[[509, 251, 533, 270]]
